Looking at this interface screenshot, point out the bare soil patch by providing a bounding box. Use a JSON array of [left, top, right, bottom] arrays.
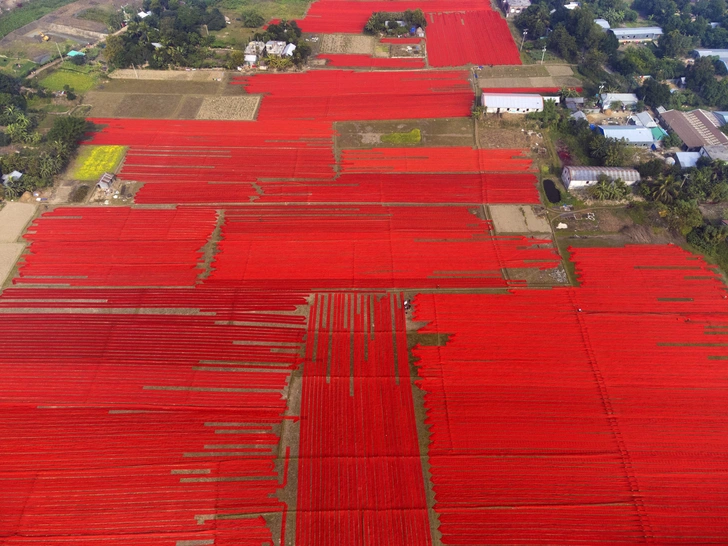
[[477, 116, 543, 150], [108, 69, 225, 81], [545, 65, 574, 76], [0, 202, 36, 242], [196, 95, 260, 120], [320, 34, 374, 55], [0, 243, 24, 287], [84, 77, 244, 118], [489, 205, 551, 233]]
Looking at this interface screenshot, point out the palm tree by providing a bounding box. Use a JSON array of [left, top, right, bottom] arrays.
[[649, 175, 681, 204]]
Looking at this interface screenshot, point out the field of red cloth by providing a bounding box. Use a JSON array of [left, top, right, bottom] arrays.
[[233, 70, 472, 121], [319, 54, 425, 68], [340, 147, 533, 173], [291, 0, 491, 33], [412, 245, 728, 544], [207, 205, 558, 289], [297, 292, 431, 545], [16, 207, 216, 286], [133, 173, 540, 206], [426, 11, 521, 66], [0, 284, 308, 545], [86, 118, 336, 182]]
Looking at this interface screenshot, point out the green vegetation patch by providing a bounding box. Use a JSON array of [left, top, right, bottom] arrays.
[[380, 128, 421, 146], [218, 0, 309, 24], [76, 7, 112, 25], [71, 145, 126, 180], [0, 57, 36, 78], [0, 0, 78, 40], [40, 62, 99, 93]]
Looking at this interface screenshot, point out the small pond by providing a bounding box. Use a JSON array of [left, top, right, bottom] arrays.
[[543, 179, 561, 204]]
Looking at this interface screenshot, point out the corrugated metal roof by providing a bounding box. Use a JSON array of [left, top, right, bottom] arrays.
[[631, 111, 657, 127], [481, 93, 543, 109], [594, 19, 610, 29], [598, 125, 655, 143], [694, 49, 728, 58], [601, 93, 639, 105], [675, 152, 701, 168], [564, 166, 641, 182], [702, 145, 728, 161], [610, 26, 663, 36], [651, 126, 668, 140], [661, 109, 728, 148]]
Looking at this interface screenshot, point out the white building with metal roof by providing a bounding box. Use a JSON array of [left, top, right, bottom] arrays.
[[675, 152, 702, 169], [598, 125, 655, 146], [481, 93, 544, 114], [594, 18, 610, 30], [561, 166, 641, 190], [600, 93, 639, 110], [610, 27, 663, 42]]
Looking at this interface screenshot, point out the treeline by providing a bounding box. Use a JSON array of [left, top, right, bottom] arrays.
[[104, 0, 225, 69]]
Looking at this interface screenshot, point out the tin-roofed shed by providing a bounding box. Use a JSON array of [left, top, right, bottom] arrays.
[[481, 93, 543, 114], [562, 166, 641, 190]]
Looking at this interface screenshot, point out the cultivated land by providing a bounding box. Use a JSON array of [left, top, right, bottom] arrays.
[[2, 0, 728, 544]]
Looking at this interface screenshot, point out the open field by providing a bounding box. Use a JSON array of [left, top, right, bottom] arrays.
[[489, 204, 551, 233], [83, 76, 247, 118], [336, 118, 474, 149], [39, 61, 101, 92], [319, 33, 374, 54], [108, 69, 225, 81]]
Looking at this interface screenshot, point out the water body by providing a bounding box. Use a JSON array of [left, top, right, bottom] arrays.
[[543, 179, 561, 204]]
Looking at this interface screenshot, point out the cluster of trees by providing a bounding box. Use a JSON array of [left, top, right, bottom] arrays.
[[634, 0, 728, 47], [588, 175, 631, 200], [104, 0, 225, 69], [364, 9, 427, 34], [241, 10, 265, 28], [516, 3, 618, 68], [636, 157, 728, 255], [1, 116, 88, 200]]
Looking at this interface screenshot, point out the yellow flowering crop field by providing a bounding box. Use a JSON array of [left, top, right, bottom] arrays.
[[72, 146, 127, 181]]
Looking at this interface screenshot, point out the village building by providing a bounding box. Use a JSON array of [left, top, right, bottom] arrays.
[[675, 151, 702, 169], [597, 125, 655, 147], [610, 26, 663, 42], [701, 145, 728, 162], [502, 0, 531, 16], [600, 92, 639, 110], [265, 41, 287, 57], [659, 109, 728, 150], [561, 166, 641, 190], [480, 93, 543, 114], [629, 111, 658, 128], [693, 49, 728, 70]]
